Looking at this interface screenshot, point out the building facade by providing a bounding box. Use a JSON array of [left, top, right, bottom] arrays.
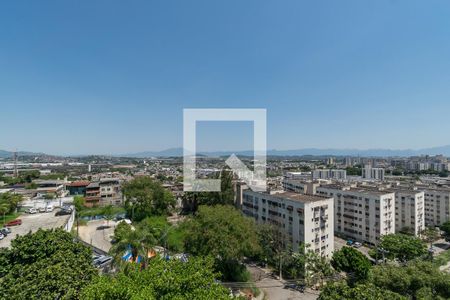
[[422, 187, 450, 226], [389, 189, 425, 235], [316, 184, 395, 245], [242, 190, 334, 257]]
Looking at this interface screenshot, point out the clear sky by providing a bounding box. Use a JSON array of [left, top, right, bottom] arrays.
[[1, 1, 450, 155]]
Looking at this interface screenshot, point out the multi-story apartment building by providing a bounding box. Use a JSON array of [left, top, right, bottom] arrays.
[[242, 190, 334, 257], [316, 184, 395, 245], [388, 188, 425, 235], [282, 179, 320, 195], [362, 165, 385, 181], [422, 187, 450, 226], [312, 169, 346, 180], [85, 178, 122, 207]]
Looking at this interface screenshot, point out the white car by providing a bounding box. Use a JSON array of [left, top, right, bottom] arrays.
[[0, 233, 4, 240], [46, 205, 54, 212], [26, 208, 38, 214], [39, 207, 46, 213]]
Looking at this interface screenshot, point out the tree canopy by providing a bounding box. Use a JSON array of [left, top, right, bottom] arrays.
[[331, 246, 371, 282], [123, 176, 175, 221], [375, 233, 427, 262], [319, 281, 406, 300], [81, 257, 234, 300], [0, 228, 97, 299], [184, 205, 260, 280], [371, 260, 450, 299]]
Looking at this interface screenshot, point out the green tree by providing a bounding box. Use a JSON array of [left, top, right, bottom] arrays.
[[371, 260, 450, 299], [0, 192, 22, 214], [331, 246, 371, 282], [441, 221, 450, 237], [319, 281, 406, 300], [181, 169, 235, 213], [184, 205, 260, 281], [123, 176, 176, 221], [110, 221, 157, 268], [102, 205, 114, 226], [420, 227, 440, 248], [81, 257, 234, 299], [376, 233, 427, 262], [0, 228, 97, 299]]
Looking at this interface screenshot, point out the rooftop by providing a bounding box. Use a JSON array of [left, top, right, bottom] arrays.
[[270, 191, 331, 203]]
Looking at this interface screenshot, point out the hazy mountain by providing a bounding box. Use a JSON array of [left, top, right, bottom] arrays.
[[121, 145, 450, 158], [0, 150, 44, 158], [2, 145, 450, 158]]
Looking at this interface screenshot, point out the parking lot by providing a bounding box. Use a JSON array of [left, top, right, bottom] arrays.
[[334, 236, 371, 257], [0, 210, 71, 248], [78, 219, 117, 252]]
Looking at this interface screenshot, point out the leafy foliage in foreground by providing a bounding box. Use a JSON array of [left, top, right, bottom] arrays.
[[184, 205, 260, 281], [318, 281, 406, 300], [0, 228, 97, 299], [371, 260, 450, 299], [81, 257, 233, 300]]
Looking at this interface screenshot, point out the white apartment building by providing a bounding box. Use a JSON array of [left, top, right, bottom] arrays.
[[316, 184, 395, 245], [282, 179, 321, 196], [388, 189, 425, 236], [362, 165, 385, 181], [422, 187, 450, 226], [242, 190, 334, 257], [312, 169, 347, 180]]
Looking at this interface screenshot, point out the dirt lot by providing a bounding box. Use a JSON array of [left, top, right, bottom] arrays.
[[0, 211, 71, 248], [78, 219, 117, 252]]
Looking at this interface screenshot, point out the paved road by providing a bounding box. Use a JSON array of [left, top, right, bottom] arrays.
[[334, 236, 371, 257], [246, 265, 319, 300], [78, 219, 116, 252], [0, 211, 71, 248]]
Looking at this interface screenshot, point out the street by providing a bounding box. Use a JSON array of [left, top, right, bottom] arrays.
[[0, 211, 71, 248], [246, 265, 319, 300], [78, 219, 116, 252]]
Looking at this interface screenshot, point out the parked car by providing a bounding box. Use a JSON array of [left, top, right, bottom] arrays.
[[39, 207, 46, 213], [5, 219, 22, 226], [46, 205, 54, 212], [0, 233, 4, 240], [0, 227, 11, 235], [353, 242, 362, 248], [94, 255, 112, 267], [0, 228, 10, 236], [26, 208, 37, 214], [55, 209, 71, 216], [346, 240, 354, 246]]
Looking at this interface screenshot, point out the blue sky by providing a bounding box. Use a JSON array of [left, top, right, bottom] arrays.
[[1, 1, 450, 155]]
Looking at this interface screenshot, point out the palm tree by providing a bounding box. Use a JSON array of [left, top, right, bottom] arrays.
[[0, 202, 10, 225], [109, 224, 157, 269]]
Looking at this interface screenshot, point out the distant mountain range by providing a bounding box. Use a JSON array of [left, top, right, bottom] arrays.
[[120, 145, 450, 158], [0, 150, 44, 158], [2, 145, 450, 158]]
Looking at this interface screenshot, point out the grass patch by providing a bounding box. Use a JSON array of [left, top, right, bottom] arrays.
[[0, 213, 20, 227], [433, 249, 450, 267]]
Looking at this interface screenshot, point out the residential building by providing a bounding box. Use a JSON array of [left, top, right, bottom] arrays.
[[66, 180, 90, 196], [362, 165, 385, 181], [312, 169, 347, 180], [316, 184, 395, 245], [85, 182, 100, 207], [422, 187, 450, 226], [242, 190, 334, 257], [389, 188, 425, 235], [282, 179, 320, 195]]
